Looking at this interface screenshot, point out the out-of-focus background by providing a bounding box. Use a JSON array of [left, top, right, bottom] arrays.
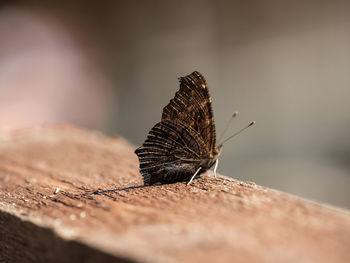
[[1, 1, 349, 208]]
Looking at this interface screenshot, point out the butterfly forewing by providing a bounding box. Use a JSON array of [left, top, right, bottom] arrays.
[[161, 71, 216, 154]]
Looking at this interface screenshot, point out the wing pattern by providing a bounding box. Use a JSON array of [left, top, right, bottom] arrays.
[[135, 119, 209, 185], [161, 71, 216, 153]]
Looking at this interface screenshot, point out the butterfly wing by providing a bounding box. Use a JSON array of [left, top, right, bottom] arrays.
[[162, 71, 216, 154], [135, 119, 209, 185]]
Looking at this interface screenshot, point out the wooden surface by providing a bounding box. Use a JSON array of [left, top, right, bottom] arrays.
[[0, 125, 350, 263]]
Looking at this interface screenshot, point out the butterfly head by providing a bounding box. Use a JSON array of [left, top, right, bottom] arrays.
[[202, 145, 222, 171], [214, 144, 223, 157], [210, 145, 223, 164]]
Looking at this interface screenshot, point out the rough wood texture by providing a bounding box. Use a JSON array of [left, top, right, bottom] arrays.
[[0, 125, 350, 263]]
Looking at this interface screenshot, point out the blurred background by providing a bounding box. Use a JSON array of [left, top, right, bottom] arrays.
[[0, 1, 349, 208]]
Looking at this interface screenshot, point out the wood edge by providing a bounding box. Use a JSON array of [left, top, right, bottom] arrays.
[[0, 210, 138, 263]]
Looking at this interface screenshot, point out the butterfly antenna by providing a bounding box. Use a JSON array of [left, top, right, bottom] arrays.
[[217, 111, 238, 144], [218, 121, 255, 147]]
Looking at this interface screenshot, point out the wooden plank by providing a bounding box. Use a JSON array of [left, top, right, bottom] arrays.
[[0, 125, 350, 263]]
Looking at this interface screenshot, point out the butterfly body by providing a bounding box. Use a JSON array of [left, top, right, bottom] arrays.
[[135, 71, 220, 185]]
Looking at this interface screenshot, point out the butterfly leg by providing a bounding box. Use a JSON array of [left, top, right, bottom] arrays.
[[213, 159, 219, 179], [187, 167, 202, 186]]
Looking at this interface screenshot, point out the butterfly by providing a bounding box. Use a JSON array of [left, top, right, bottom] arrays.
[[135, 71, 254, 186]]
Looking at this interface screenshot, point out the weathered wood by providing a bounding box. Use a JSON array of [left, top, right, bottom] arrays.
[[0, 125, 350, 263]]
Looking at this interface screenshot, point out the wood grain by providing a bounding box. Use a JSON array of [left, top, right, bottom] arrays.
[[0, 125, 350, 263]]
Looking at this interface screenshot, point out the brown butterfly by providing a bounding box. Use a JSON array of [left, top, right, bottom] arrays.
[[135, 71, 254, 185]]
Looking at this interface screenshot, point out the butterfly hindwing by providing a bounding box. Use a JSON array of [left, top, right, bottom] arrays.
[[135, 119, 209, 185], [161, 71, 216, 154]]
